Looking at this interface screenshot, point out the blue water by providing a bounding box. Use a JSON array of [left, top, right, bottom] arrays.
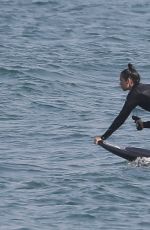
[[1, 0, 150, 229]]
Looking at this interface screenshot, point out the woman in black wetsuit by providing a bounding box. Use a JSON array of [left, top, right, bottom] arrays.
[[95, 63, 150, 144]]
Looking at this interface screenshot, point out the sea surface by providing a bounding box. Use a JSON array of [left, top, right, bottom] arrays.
[[1, 0, 150, 229]]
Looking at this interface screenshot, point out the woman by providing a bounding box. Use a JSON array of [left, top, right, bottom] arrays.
[[95, 63, 150, 144]]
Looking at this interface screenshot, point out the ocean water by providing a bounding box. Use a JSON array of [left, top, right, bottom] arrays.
[[0, 0, 150, 229]]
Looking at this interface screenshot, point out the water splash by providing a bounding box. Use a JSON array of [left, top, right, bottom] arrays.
[[130, 157, 150, 167]]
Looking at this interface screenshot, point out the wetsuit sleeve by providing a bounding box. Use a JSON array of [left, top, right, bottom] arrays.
[[143, 121, 150, 128], [101, 95, 138, 140]]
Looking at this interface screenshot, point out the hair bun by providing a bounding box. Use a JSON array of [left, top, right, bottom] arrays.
[[128, 63, 133, 71]]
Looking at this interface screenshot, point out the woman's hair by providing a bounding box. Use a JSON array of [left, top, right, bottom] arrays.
[[120, 63, 141, 85]]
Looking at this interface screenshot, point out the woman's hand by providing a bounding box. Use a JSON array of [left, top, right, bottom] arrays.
[[94, 136, 103, 144], [132, 116, 143, 130], [135, 119, 144, 130]]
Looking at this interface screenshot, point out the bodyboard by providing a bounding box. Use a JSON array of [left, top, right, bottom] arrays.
[[98, 141, 150, 161]]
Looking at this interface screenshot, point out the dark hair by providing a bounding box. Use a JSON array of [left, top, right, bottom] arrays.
[[120, 63, 141, 85]]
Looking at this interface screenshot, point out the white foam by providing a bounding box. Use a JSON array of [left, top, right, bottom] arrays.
[[130, 157, 150, 167]]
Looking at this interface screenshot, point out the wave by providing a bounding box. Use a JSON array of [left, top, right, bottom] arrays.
[[32, 0, 58, 6], [0, 67, 23, 77]]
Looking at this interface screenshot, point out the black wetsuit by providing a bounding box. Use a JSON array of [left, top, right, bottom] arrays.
[[143, 121, 150, 128], [101, 83, 150, 140]]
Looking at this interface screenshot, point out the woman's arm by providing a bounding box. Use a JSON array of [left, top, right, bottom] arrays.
[[101, 95, 138, 140], [143, 121, 150, 128]]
